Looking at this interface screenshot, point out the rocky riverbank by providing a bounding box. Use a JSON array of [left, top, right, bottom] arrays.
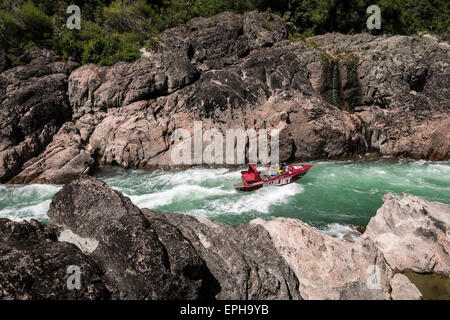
[[1, 174, 448, 299], [1, 11, 449, 184]]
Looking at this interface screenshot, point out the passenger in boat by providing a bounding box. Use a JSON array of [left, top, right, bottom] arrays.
[[268, 166, 277, 177], [277, 164, 283, 175]]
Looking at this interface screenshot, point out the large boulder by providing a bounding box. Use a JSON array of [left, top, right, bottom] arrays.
[[251, 217, 392, 299], [2, 174, 301, 300], [47, 175, 219, 299], [390, 273, 422, 300], [143, 210, 301, 300], [364, 193, 450, 277]]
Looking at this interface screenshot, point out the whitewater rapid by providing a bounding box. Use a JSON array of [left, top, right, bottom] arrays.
[[1, 160, 449, 238]]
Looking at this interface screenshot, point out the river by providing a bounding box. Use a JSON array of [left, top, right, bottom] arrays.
[[1, 159, 449, 238]]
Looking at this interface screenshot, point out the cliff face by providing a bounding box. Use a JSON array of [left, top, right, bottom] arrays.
[[1, 11, 449, 184], [1, 175, 448, 300]]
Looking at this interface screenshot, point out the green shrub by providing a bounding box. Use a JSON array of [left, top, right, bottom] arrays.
[[0, 1, 53, 55], [304, 39, 319, 48], [2, 0, 450, 65], [192, 0, 226, 17], [145, 37, 162, 53], [54, 21, 141, 66], [103, 0, 158, 34], [114, 33, 142, 63]]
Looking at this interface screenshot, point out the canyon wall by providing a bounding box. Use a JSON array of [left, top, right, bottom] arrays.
[[1, 11, 449, 184]]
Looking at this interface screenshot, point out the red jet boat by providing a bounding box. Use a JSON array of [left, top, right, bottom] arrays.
[[234, 164, 312, 192]]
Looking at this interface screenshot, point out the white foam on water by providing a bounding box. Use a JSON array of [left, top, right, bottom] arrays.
[[320, 223, 360, 242], [106, 167, 242, 191], [154, 167, 241, 185], [0, 184, 61, 221], [2, 161, 449, 225], [201, 183, 304, 216], [127, 184, 236, 209], [0, 200, 52, 222], [12, 183, 61, 198]]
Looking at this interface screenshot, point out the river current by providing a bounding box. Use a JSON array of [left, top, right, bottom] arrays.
[[1, 160, 449, 238]]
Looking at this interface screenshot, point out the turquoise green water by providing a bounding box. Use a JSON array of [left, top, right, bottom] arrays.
[[1, 160, 449, 236]]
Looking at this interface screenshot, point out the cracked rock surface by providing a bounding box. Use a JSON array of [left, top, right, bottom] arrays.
[[1, 12, 449, 183]]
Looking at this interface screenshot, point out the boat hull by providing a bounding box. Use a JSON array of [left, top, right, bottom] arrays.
[[234, 164, 312, 192]]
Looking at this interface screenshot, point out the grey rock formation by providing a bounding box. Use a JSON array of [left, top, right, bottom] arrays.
[[45, 174, 299, 299], [0, 48, 79, 183], [67, 12, 363, 169], [1, 175, 300, 300], [251, 217, 393, 299], [313, 33, 450, 160], [8, 122, 94, 184], [47, 175, 219, 299], [1, 12, 449, 183], [143, 210, 301, 300], [252, 193, 450, 300], [65, 12, 449, 173]]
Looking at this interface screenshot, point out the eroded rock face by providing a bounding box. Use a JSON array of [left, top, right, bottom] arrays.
[[312, 33, 450, 160], [0, 48, 79, 183], [2, 12, 448, 183], [65, 13, 448, 171], [47, 175, 219, 299], [7, 122, 93, 184], [66, 12, 363, 168], [143, 210, 301, 300]]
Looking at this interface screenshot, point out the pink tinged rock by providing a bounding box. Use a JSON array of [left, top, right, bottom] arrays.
[[7, 122, 94, 184], [250, 217, 392, 300], [390, 273, 423, 300], [364, 193, 450, 277]]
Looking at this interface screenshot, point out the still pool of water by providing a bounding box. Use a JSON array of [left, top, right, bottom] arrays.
[[1, 160, 449, 236]]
